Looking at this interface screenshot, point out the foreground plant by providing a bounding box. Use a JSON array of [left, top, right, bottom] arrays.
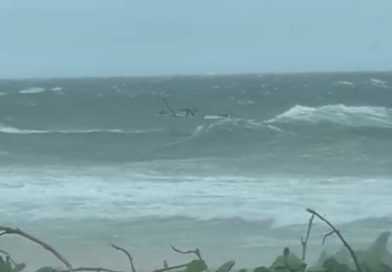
[[1, 209, 391, 272]]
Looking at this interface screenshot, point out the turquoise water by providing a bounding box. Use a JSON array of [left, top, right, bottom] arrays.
[[1, 72, 392, 268]]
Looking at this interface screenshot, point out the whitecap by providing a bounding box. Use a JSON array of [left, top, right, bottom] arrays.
[[166, 118, 270, 147], [238, 100, 256, 106], [203, 114, 230, 120], [266, 104, 392, 128], [370, 78, 389, 89], [50, 86, 63, 92], [0, 125, 161, 135], [335, 80, 355, 86], [19, 87, 45, 94]]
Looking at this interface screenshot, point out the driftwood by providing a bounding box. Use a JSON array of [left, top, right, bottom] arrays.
[[306, 208, 361, 272], [0, 226, 73, 272], [300, 214, 315, 261], [110, 243, 136, 272]]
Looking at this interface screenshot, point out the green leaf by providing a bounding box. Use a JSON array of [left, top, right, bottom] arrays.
[[215, 261, 235, 272], [254, 266, 270, 272], [270, 250, 306, 272], [12, 263, 26, 272], [185, 260, 207, 272], [34, 267, 56, 272], [0, 257, 12, 272]]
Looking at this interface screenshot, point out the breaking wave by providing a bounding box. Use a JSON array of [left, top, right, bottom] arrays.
[[166, 118, 284, 147], [0, 124, 161, 135], [334, 80, 355, 86], [267, 104, 392, 128], [19, 87, 46, 94], [369, 78, 390, 89], [189, 118, 286, 139]]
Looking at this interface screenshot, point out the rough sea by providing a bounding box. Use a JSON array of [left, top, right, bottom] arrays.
[[1, 72, 392, 269]]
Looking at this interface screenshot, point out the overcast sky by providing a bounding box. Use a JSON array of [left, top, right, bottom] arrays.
[[1, 0, 391, 78]]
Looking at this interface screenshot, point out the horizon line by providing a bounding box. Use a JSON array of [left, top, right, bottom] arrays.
[[1, 69, 392, 81]]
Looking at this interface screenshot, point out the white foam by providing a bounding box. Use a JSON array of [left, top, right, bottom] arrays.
[[50, 86, 63, 92], [19, 87, 45, 94], [267, 104, 392, 128], [335, 80, 355, 86], [370, 78, 389, 89], [1, 166, 392, 226], [199, 118, 266, 134], [370, 78, 386, 84], [166, 118, 280, 147], [238, 100, 256, 106], [0, 91, 7, 96], [203, 115, 230, 120], [0, 124, 161, 135]]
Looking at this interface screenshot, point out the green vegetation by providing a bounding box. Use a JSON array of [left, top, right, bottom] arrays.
[[1, 209, 391, 272]]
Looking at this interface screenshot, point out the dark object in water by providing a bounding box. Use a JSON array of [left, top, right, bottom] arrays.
[[161, 98, 197, 118], [179, 108, 197, 117]]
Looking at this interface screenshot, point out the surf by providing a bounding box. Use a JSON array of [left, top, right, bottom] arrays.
[[266, 104, 392, 128], [0, 124, 161, 135]]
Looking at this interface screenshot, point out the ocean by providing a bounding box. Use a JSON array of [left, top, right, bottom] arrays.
[[1, 72, 392, 269]]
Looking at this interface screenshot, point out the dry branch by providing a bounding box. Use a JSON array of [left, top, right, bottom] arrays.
[[110, 243, 136, 272], [306, 209, 361, 272], [0, 226, 73, 272], [322, 230, 336, 245], [300, 214, 315, 260], [170, 245, 208, 271], [170, 246, 203, 261]]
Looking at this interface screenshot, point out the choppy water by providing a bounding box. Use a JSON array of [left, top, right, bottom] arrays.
[[1, 72, 392, 268]]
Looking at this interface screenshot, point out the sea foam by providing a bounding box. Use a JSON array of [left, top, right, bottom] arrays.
[[1, 165, 392, 227], [19, 87, 46, 94], [267, 104, 392, 128]]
